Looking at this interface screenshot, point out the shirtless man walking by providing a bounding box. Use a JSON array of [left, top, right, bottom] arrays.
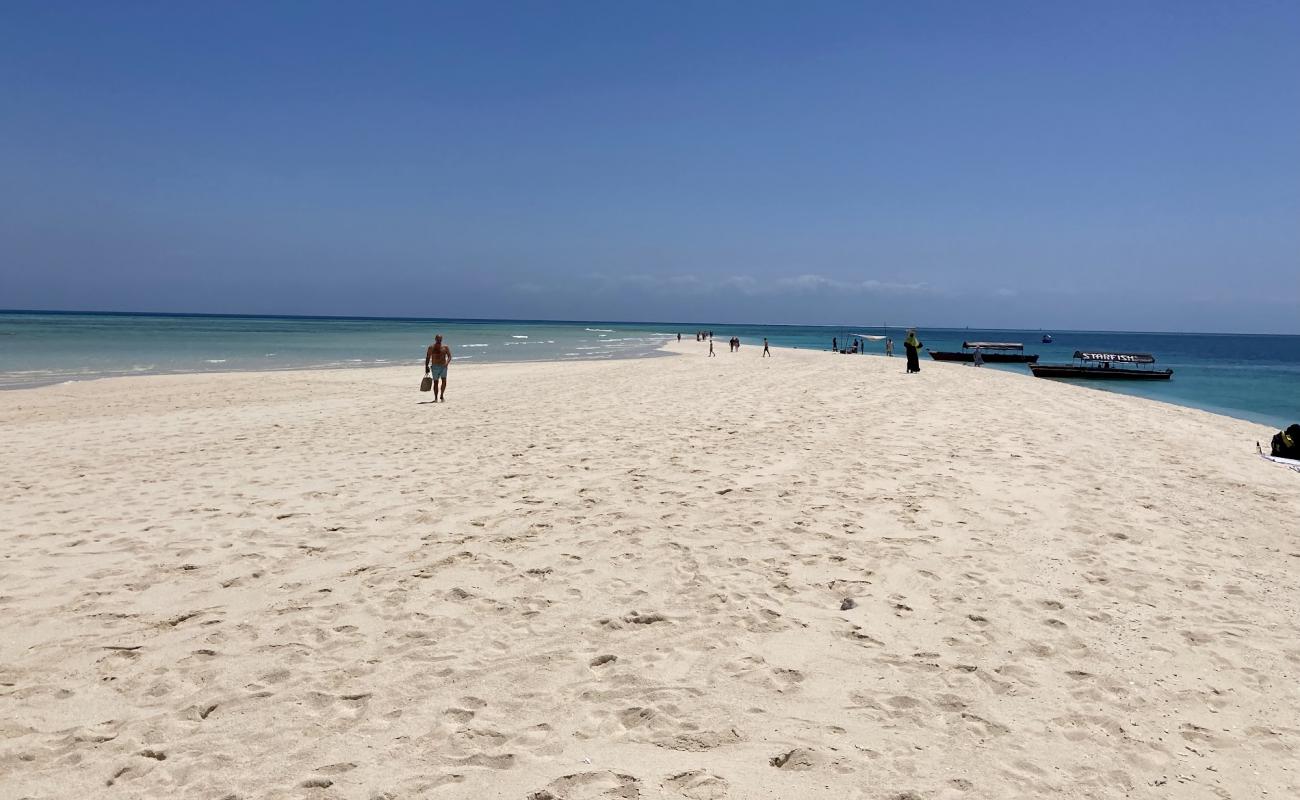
[[424, 334, 452, 401]]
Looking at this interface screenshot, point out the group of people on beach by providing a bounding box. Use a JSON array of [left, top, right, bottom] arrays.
[[831, 336, 862, 354], [704, 334, 771, 357], [829, 335, 902, 360], [422, 325, 921, 398], [694, 327, 922, 370], [826, 330, 923, 372]]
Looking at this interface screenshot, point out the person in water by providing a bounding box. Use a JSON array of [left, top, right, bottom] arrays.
[[903, 329, 923, 373], [424, 334, 453, 401]]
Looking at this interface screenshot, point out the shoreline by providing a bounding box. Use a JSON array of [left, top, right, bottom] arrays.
[[4, 338, 1285, 434], [4, 312, 1295, 428], [0, 348, 677, 393]]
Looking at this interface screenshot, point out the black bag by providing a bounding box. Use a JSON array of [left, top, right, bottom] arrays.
[[1271, 424, 1300, 459], [420, 374, 433, 392]]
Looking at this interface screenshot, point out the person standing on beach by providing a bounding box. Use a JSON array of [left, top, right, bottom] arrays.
[[903, 329, 922, 373], [762, 338, 771, 357], [424, 334, 452, 401], [708, 338, 716, 357], [972, 346, 985, 367], [832, 337, 838, 353], [885, 338, 894, 357]]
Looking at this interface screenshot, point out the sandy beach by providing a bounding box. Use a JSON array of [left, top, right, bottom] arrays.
[[1, 340, 1297, 800]]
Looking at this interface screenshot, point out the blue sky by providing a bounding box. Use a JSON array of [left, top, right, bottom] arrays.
[[2, 1, 1298, 332]]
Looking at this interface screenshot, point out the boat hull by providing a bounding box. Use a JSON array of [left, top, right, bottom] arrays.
[[1029, 364, 1172, 380], [930, 351, 1039, 364]]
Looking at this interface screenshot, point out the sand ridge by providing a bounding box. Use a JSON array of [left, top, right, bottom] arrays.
[[1, 341, 1297, 799]]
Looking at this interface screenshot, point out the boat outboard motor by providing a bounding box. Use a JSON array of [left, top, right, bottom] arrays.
[[1271, 424, 1300, 459]]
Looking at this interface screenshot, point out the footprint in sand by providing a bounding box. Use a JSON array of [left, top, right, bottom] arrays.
[[664, 769, 729, 799], [446, 752, 515, 769], [444, 707, 476, 723], [769, 747, 821, 770], [528, 770, 640, 799], [617, 706, 658, 729]]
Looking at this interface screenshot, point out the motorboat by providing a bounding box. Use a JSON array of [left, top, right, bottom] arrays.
[[1029, 351, 1172, 380], [929, 341, 1039, 364]]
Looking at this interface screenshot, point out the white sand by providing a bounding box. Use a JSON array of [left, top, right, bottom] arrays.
[[2, 341, 1297, 799]]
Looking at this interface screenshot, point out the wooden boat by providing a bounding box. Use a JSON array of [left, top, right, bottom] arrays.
[[1029, 351, 1173, 380], [929, 341, 1039, 364]]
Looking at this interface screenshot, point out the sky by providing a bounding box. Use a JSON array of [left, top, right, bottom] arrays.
[[2, 1, 1298, 333]]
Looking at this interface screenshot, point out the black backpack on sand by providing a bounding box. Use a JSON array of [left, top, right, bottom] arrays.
[[1271, 424, 1300, 459]]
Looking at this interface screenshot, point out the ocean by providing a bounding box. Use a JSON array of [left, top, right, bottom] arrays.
[[2, 311, 1297, 429]]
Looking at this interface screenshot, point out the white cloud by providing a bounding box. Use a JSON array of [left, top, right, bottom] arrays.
[[580, 271, 930, 297]]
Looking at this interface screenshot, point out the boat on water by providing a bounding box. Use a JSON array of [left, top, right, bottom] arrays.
[[1042, 333, 1053, 343], [1029, 351, 1173, 381], [930, 341, 1039, 364]]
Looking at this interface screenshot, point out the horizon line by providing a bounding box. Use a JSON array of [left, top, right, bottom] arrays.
[[2, 307, 1297, 339]]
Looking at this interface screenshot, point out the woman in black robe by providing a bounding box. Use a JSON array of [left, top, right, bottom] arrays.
[[904, 329, 923, 373]]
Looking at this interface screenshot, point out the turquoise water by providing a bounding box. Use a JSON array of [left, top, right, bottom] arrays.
[[2, 312, 1297, 429], [0, 312, 676, 388]]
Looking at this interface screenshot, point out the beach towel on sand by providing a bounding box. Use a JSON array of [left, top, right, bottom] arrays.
[[1258, 442, 1300, 473]]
